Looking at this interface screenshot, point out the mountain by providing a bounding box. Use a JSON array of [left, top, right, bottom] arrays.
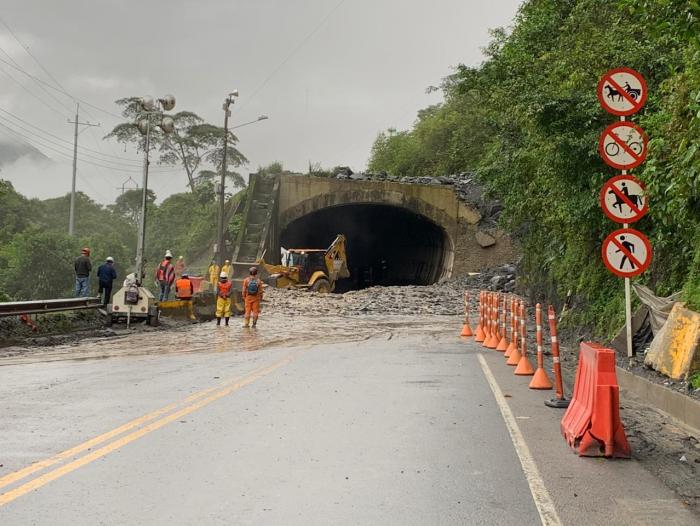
[[0, 140, 49, 166]]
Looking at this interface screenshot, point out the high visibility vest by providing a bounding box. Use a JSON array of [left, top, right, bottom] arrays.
[[175, 278, 193, 299], [157, 260, 173, 282], [217, 280, 232, 298]]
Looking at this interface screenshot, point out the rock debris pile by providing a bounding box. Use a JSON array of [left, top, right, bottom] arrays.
[[265, 264, 518, 317]]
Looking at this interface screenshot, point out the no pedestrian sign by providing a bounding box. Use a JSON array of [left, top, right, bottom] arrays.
[[600, 175, 648, 224], [599, 122, 648, 170], [597, 67, 648, 116], [601, 228, 652, 278]]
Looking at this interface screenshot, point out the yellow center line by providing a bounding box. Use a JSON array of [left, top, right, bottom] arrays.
[[0, 353, 297, 506], [0, 385, 220, 491]]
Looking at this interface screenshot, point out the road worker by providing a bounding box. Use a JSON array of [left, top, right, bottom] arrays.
[[221, 259, 232, 276], [155, 250, 175, 302], [175, 271, 194, 300], [74, 247, 92, 298], [174, 256, 186, 279], [242, 266, 263, 328], [208, 259, 219, 287], [96, 256, 117, 306], [215, 272, 232, 326]]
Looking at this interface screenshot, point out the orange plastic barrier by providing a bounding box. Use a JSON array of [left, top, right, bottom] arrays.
[[474, 292, 486, 342], [529, 303, 553, 389], [560, 342, 631, 458], [460, 292, 474, 337], [485, 293, 500, 349]]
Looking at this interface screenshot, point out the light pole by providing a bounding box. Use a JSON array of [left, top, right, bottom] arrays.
[[134, 94, 176, 285], [217, 90, 239, 266], [230, 114, 268, 130]]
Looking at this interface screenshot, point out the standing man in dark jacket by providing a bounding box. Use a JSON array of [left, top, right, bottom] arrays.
[[74, 247, 92, 297], [97, 257, 118, 305]]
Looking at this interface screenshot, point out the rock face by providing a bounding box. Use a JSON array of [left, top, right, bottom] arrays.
[[475, 230, 496, 248]]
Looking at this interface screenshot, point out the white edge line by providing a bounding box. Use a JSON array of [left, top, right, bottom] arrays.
[[477, 353, 563, 526]]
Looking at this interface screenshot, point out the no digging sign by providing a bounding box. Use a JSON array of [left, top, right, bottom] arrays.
[[597, 67, 648, 116]]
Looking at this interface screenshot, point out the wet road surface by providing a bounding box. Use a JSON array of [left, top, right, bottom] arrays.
[[0, 316, 698, 525]]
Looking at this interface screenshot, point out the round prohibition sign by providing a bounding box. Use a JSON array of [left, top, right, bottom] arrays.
[[601, 228, 652, 278], [597, 67, 648, 116], [599, 121, 648, 170], [600, 174, 648, 224]]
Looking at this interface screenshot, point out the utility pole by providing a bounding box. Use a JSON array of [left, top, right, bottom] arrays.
[[218, 90, 239, 266], [67, 103, 100, 236]]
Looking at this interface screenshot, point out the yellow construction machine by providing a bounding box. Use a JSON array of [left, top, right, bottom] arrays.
[[259, 234, 350, 293]]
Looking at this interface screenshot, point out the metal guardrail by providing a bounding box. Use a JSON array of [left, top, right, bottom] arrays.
[[0, 297, 102, 317]]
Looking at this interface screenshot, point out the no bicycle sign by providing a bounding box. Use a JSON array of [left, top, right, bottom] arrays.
[[597, 67, 648, 116], [599, 121, 648, 170], [600, 175, 648, 224], [601, 228, 652, 278]]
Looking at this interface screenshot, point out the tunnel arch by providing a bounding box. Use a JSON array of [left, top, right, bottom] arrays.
[[279, 203, 454, 291]]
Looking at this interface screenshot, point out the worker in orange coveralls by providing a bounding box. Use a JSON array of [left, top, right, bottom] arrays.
[[242, 266, 263, 328]]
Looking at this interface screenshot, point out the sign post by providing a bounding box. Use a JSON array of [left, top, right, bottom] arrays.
[[598, 67, 651, 360]]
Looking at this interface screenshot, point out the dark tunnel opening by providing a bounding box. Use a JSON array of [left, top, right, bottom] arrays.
[[279, 204, 451, 291]]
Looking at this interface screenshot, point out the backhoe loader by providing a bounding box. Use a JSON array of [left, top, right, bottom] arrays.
[[259, 234, 350, 293]]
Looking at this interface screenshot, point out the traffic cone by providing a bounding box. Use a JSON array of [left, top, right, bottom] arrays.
[[460, 292, 474, 337], [504, 297, 517, 358], [482, 293, 494, 348], [514, 303, 534, 375], [460, 323, 473, 337], [506, 301, 523, 365], [530, 303, 553, 389], [496, 295, 508, 351], [474, 292, 486, 342], [485, 294, 500, 349]]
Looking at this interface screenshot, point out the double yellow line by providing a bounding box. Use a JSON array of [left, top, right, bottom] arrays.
[[0, 353, 296, 508]]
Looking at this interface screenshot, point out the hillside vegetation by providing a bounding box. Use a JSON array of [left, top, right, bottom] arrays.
[[369, 0, 700, 336]]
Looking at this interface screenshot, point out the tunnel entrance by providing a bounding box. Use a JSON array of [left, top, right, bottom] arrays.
[[279, 204, 451, 291]]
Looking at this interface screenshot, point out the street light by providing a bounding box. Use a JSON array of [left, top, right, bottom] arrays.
[[217, 90, 239, 266], [134, 94, 176, 285], [230, 114, 269, 130]]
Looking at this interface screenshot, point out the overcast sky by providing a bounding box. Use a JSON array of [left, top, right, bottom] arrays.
[[0, 0, 522, 204]]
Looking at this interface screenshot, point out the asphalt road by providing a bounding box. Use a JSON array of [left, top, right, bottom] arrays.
[[0, 320, 697, 525]]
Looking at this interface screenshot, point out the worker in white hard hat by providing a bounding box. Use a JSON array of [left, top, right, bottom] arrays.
[[215, 271, 232, 326], [155, 251, 175, 301], [97, 257, 117, 306]]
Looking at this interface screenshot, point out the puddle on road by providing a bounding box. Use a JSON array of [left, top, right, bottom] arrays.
[[0, 314, 461, 366]]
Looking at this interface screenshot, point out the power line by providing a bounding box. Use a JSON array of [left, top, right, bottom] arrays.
[[0, 120, 179, 174], [0, 105, 143, 165], [0, 43, 73, 114], [0, 65, 69, 119], [0, 55, 123, 119]]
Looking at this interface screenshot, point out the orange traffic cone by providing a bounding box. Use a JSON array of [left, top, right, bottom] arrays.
[[482, 293, 494, 348], [529, 303, 553, 389], [460, 323, 473, 337], [504, 297, 517, 358], [460, 292, 474, 337], [514, 303, 534, 375], [506, 301, 523, 365], [496, 296, 508, 351], [474, 292, 486, 342], [485, 294, 500, 349]]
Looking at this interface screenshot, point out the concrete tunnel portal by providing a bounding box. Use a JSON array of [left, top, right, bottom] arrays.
[[279, 204, 452, 292]]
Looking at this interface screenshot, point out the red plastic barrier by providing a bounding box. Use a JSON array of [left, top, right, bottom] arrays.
[[561, 342, 630, 458]]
